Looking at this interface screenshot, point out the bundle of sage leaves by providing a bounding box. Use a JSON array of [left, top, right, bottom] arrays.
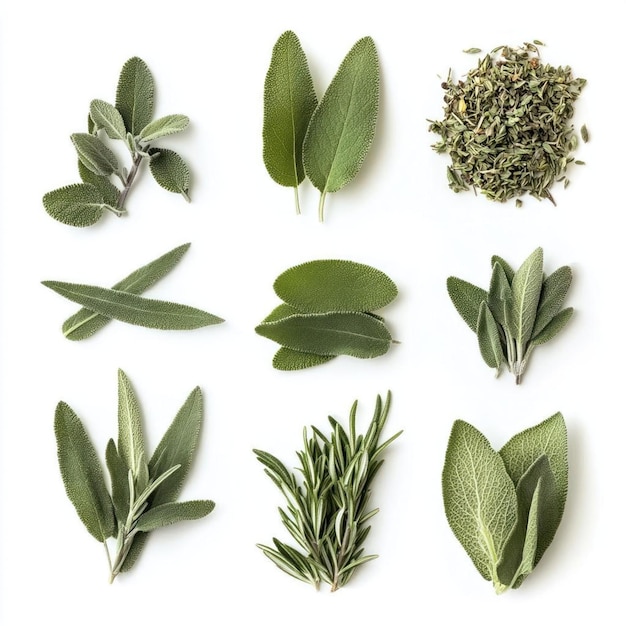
[[255, 259, 398, 370], [442, 413, 567, 593], [55, 370, 214, 582], [254, 392, 401, 591], [447, 247, 573, 383], [43, 57, 193, 227], [263, 31, 379, 221]]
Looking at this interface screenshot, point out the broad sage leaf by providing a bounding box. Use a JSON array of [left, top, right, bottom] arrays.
[[530, 307, 573, 346], [55, 402, 116, 542], [139, 114, 190, 142], [117, 369, 145, 480], [477, 301, 504, 373], [89, 99, 127, 142], [532, 266, 572, 337], [447, 276, 488, 332], [273, 347, 336, 371], [134, 500, 215, 532], [77, 160, 121, 207], [303, 37, 379, 221], [149, 148, 191, 201], [274, 259, 397, 313], [71, 133, 119, 176], [263, 30, 318, 213], [116, 56, 154, 135], [511, 247, 544, 349], [43, 183, 105, 227]]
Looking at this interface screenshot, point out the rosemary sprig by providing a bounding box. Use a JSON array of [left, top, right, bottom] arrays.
[[254, 392, 401, 591]]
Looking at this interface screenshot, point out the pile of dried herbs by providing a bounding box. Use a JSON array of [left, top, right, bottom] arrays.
[[429, 42, 587, 205]]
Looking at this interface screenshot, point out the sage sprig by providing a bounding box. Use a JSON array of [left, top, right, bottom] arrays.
[[43, 243, 224, 338], [442, 413, 567, 593], [255, 260, 398, 370], [43, 57, 193, 227], [263, 33, 379, 221], [254, 392, 401, 591], [447, 247, 573, 383], [54, 370, 215, 583]]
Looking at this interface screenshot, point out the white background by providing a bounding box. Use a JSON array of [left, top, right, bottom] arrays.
[[1, 1, 622, 623]]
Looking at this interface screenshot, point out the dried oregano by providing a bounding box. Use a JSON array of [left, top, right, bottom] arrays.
[[43, 57, 193, 227], [429, 42, 586, 204]]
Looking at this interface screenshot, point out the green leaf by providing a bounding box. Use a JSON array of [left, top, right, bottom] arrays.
[[77, 160, 120, 207], [263, 31, 318, 196], [446, 276, 489, 332], [134, 500, 215, 532], [117, 369, 145, 479], [274, 259, 397, 313], [303, 37, 379, 221], [532, 266, 572, 337], [42, 281, 224, 331], [488, 262, 512, 328], [491, 255, 515, 284], [272, 347, 336, 370], [89, 99, 126, 142], [149, 148, 190, 200], [116, 57, 154, 135], [261, 303, 302, 323], [442, 420, 517, 582], [511, 247, 544, 348], [63, 243, 191, 341], [71, 133, 119, 176], [477, 301, 504, 372], [255, 311, 392, 358], [530, 307, 573, 346], [54, 402, 116, 542], [43, 183, 105, 227], [105, 439, 130, 522], [139, 114, 190, 142]]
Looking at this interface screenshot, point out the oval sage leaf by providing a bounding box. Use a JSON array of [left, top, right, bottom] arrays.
[[116, 56, 154, 135], [139, 114, 190, 142], [134, 500, 215, 532], [71, 133, 119, 176], [77, 160, 121, 207], [447, 276, 488, 332], [532, 266, 573, 337], [89, 99, 127, 142], [149, 148, 191, 201], [272, 347, 336, 371], [43, 183, 106, 227]]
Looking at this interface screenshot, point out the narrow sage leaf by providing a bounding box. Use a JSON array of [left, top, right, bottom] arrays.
[[71, 133, 119, 176], [263, 30, 318, 213], [274, 260, 397, 313], [273, 347, 336, 371], [105, 439, 130, 522], [117, 369, 145, 479], [303, 37, 379, 221], [42, 281, 224, 331], [255, 311, 392, 358], [477, 301, 504, 373], [532, 266, 572, 337], [116, 56, 154, 135], [511, 247, 544, 348], [488, 262, 512, 327], [149, 148, 190, 200], [89, 99, 127, 142], [139, 114, 190, 142], [77, 160, 120, 207], [63, 243, 191, 341], [55, 402, 116, 542], [446, 276, 489, 332], [442, 420, 517, 585], [43, 183, 105, 227], [491, 255, 515, 285], [134, 500, 215, 532], [530, 307, 573, 346]]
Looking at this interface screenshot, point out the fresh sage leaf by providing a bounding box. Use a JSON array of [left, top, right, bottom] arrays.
[[273, 347, 336, 371], [149, 148, 191, 201], [54, 402, 116, 543], [116, 56, 154, 135], [117, 369, 145, 480], [263, 30, 318, 214], [491, 255, 515, 284], [139, 114, 190, 142], [134, 500, 215, 532], [488, 262, 512, 327], [63, 243, 191, 341], [532, 266, 573, 337], [43, 183, 106, 227], [447, 276, 489, 332], [303, 37, 379, 221], [89, 99, 127, 142], [530, 307, 573, 346], [511, 247, 544, 349], [105, 439, 130, 522], [77, 160, 121, 207], [71, 133, 119, 177], [274, 259, 397, 313], [261, 303, 302, 323], [477, 301, 504, 373]]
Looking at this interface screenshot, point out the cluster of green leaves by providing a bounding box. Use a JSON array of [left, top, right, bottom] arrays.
[[42, 243, 224, 338], [263, 31, 379, 221], [447, 247, 573, 383], [255, 260, 398, 370], [442, 413, 567, 593], [254, 392, 401, 591], [43, 57, 192, 227], [55, 370, 214, 582]]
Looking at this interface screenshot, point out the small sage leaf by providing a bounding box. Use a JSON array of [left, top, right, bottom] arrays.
[[134, 500, 215, 532], [116, 57, 154, 135], [447, 276, 489, 332], [477, 301, 504, 373], [530, 307, 573, 346], [149, 148, 190, 200], [491, 255, 515, 284], [55, 402, 116, 542], [117, 369, 145, 479], [71, 133, 119, 176], [77, 160, 121, 207], [42, 281, 224, 331], [303, 37, 379, 221], [261, 303, 302, 323], [139, 114, 190, 142], [105, 439, 130, 522], [43, 183, 105, 227], [89, 99, 127, 142], [488, 262, 512, 327], [532, 266, 572, 337], [274, 259, 397, 313], [273, 347, 336, 370], [511, 247, 544, 348]]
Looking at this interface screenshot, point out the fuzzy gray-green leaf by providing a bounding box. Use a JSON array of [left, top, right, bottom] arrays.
[[273, 347, 336, 370], [477, 301, 504, 372], [105, 439, 130, 522], [303, 37, 379, 219], [491, 255, 515, 284], [43, 281, 224, 331], [116, 57, 154, 135], [117, 369, 145, 478], [139, 115, 190, 142], [442, 420, 517, 582], [77, 160, 120, 207], [263, 31, 317, 190], [89, 99, 127, 142], [149, 148, 190, 200], [530, 307, 573, 346], [256, 311, 392, 358], [55, 402, 116, 542], [43, 183, 105, 227], [274, 260, 397, 313], [63, 243, 191, 341], [532, 266, 572, 337], [134, 500, 215, 532], [488, 262, 512, 328], [511, 247, 544, 348], [447, 277, 489, 332], [71, 133, 119, 176]]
